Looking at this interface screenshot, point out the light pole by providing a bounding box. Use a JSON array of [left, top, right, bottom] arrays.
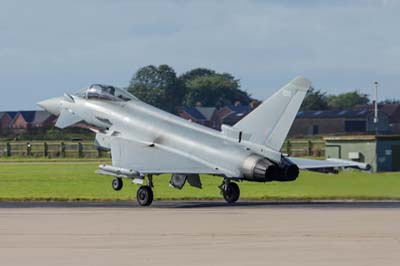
[[374, 81, 379, 134]]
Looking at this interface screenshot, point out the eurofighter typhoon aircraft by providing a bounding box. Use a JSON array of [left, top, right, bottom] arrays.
[[38, 76, 369, 206]]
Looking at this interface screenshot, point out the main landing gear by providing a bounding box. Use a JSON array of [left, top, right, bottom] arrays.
[[136, 186, 153, 206], [111, 175, 154, 207], [136, 175, 154, 207], [219, 179, 240, 204], [111, 175, 240, 206]]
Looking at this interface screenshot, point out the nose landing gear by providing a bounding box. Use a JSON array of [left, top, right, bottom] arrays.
[[112, 177, 123, 191]]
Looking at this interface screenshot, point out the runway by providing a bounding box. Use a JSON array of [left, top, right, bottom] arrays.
[[1, 201, 399, 266]]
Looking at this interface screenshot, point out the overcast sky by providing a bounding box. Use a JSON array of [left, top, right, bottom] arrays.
[[1, 0, 399, 110]]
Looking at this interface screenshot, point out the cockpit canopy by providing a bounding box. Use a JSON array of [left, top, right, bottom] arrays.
[[75, 84, 137, 102]]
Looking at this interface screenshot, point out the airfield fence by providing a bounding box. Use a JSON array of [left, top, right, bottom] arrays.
[[0, 140, 325, 159], [0, 141, 111, 158]]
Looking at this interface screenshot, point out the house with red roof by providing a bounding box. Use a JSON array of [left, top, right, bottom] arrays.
[[179, 107, 221, 130], [10, 111, 56, 130]]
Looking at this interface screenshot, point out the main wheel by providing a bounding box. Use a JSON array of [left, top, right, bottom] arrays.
[[112, 178, 123, 191], [223, 182, 240, 204], [136, 186, 154, 206]]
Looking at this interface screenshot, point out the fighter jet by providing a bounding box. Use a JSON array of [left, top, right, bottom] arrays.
[[38, 76, 369, 206]]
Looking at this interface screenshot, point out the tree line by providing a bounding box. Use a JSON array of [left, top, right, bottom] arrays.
[[127, 64, 398, 113], [300, 88, 399, 111], [128, 65, 252, 114], [300, 88, 369, 111]]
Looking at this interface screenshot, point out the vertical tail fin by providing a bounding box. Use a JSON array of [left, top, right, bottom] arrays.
[[233, 76, 311, 151]]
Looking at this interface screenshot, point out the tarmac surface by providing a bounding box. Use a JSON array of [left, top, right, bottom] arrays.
[[1, 201, 400, 266]]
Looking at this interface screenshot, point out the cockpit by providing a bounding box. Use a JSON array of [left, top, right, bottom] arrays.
[[74, 84, 137, 102]]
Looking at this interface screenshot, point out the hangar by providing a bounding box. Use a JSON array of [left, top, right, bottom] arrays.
[[325, 135, 400, 172]]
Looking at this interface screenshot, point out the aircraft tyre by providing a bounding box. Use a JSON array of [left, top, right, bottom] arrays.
[[112, 178, 123, 191], [136, 186, 154, 206], [223, 182, 240, 204]]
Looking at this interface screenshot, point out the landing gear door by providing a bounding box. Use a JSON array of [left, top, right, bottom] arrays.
[[170, 174, 202, 190]]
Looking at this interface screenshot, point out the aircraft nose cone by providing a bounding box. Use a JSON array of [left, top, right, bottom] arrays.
[[37, 97, 62, 116]]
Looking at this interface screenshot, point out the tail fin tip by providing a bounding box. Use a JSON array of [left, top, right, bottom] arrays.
[[290, 76, 311, 91]]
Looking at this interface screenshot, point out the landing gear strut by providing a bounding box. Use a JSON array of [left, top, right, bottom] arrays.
[[136, 175, 154, 207], [112, 177, 123, 191], [220, 179, 240, 204]]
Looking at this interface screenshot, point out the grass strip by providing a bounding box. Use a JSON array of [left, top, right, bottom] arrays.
[[0, 163, 399, 201]]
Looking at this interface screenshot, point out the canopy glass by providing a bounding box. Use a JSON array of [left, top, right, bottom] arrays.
[[75, 84, 137, 102]]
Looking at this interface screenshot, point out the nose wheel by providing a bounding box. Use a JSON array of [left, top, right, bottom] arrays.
[[221, 180, 240, 204], [136, 186, 154, 206], [112, 178, 123, 191]]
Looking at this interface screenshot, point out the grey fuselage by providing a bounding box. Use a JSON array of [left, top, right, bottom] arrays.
[[69, 96, 258, 178]]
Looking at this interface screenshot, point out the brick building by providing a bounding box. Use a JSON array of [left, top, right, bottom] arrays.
[[11, 111, 56, 130], [289, 108, 390, 137], [0, 112, 17, 134], [355, 104, 400, 134]]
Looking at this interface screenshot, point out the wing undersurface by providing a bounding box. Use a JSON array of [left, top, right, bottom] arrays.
[[110, 137, 221, 175]]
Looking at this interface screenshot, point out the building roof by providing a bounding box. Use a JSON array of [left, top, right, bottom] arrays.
[[296, 108, 376, 119], [196, 107, 216, 120], [32, 110, 52, 123], [8, 111, 18, 119], [355, 103, 400, 115], [18, 111, 36, 123], [380, 104, 400, 116], [0, 111, 18, 120], [220, 105, 250, 125], [377, 104, 400, 123], [354, 103, 400, 123], [324, 135, 400, 141], [181, 107, 207, 121], [225, 105, 252, 114], [11, 110, 53, 124], [223, 111, 247, 122]]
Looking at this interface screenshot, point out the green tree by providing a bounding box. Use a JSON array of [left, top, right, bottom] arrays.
[[180, 69, 251, 107], [179, 68, 216, 84], [327, 91, 370, 109], [300, 87, 329, 111], [128, 65, 184, 113]]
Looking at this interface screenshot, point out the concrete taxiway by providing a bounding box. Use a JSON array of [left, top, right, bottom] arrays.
[[0, 201, 399, 266]]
